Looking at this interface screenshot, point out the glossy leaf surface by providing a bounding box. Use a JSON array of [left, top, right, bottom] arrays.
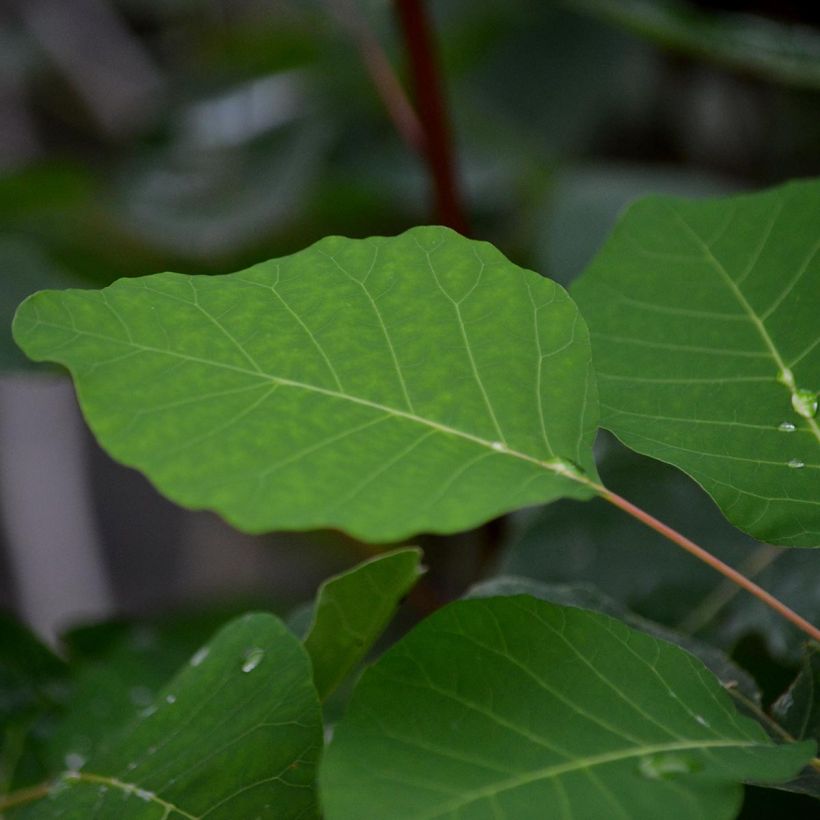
[[572, 180, 820, 546], [320, 597, 814, 820], [17, 614, 322, 819], [304, 547, 423, 700], [13, 227, 598, 541]]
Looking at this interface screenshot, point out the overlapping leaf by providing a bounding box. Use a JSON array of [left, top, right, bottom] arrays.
[[13, 226, 598, 541], [303, 548, 423, 700], [13, 614, 322, 819], [320, 597, 814, 820], [572, 179, 820, 546]]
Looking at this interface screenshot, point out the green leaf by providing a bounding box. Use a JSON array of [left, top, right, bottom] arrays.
[[774, 645, 820, 743], [15, 613, 322, 819], [571, 179, 820, 547], [304, 548, 423, 701], [464, 577, 761, 702], [319, 597, 814, 820], [0, 615, 68, 794], [13, 226, 599, 541], [572, 0, 820, 90]]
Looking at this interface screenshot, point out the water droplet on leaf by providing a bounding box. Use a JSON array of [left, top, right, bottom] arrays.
[[778, 421, 796, 432], [64, 752, 86, 772], [778, 368, 795, 389], [190, 646, 209, 667], [135, 788, 155, 802], [792, 388, 818, 419], [490, 441, 505, 451], [242, 648, 265, 673], [695, 715, 710, 728], [788, 459, 805, 469], [165, 694, 176, 704], [638, 753, 700, 780]]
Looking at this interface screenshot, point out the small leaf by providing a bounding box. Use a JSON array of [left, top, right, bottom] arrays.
[[13, 226, 598, 541], [303, 547, 423, 700], [320, 597, 814, 820], [572, 179, 820, 546], [17, 613, 322, 819]]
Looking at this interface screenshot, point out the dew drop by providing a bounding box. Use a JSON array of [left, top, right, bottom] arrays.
[[190, 646, 209, 667], [778, 421, 796, 432], [490, 441, 505, 451], [140, 705, 157, 719], [792, 388, 818, 419], [165, 694, 176, 704], [126, 761, 137, 772], [788, 459, 805, 469], [242, 648, 265, 673], [135, 788, 155, 802], [129, 686, 153, 707], [638, 753, 699, 780], [64, 752, 86, 772], [695, 715, 710, 728], [777, 368, 795, 389]]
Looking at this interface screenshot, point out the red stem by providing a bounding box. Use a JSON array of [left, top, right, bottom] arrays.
[[394, 0, 469, 234], [599, 486, 820, 643]]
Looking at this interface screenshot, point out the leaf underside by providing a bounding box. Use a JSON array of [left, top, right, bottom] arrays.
[[572, 179, 820, 546], [319, 597, 814, 820], [13, 226, 598, 542]]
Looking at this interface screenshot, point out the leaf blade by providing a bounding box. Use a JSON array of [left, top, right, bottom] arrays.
[[571, 180, 820, 546], [304, 548, 423, 700], [13, 226, 599, 541], [18, 613, 323, 819], [319, 597, 814, 819]]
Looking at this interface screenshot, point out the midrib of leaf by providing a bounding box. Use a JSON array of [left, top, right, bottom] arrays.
[[413, 738, 765, 820], [669, 205, 820, 446], [53, 770, 197, 819], [26, 316, 589, 484]]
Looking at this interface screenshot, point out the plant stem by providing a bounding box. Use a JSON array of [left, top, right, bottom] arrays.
[[394, 0, 469, 234], [324, 0, 424, 153], [592, 483, 820, 643], [0, 780, 50, 811]]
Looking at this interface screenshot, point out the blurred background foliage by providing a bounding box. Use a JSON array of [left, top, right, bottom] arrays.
[[1, 1, 819, 814]]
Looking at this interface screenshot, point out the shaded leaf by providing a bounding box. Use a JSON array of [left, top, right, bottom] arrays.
[[769, 645, 820, 798], [573, 0, 820, 89], [320, 597, 813, 820], [304, 548, 423, 701], [13, 226, 599, 541], [498, 435, 819, 660], [465, 576, 760, 701], [571, 179, 820, 546], [14, 613, 322, 819]]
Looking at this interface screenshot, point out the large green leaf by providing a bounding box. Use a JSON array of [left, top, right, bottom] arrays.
[[304, 548, 423, 701], [571, 179, 820, 547], [319, 597, 814, 820], [13, 226, 598, 541], [13, 613, 322, 819]]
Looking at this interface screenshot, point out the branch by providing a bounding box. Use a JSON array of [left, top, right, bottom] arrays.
[[394, 0, 469, 234], [593, 483, 820, 643]]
